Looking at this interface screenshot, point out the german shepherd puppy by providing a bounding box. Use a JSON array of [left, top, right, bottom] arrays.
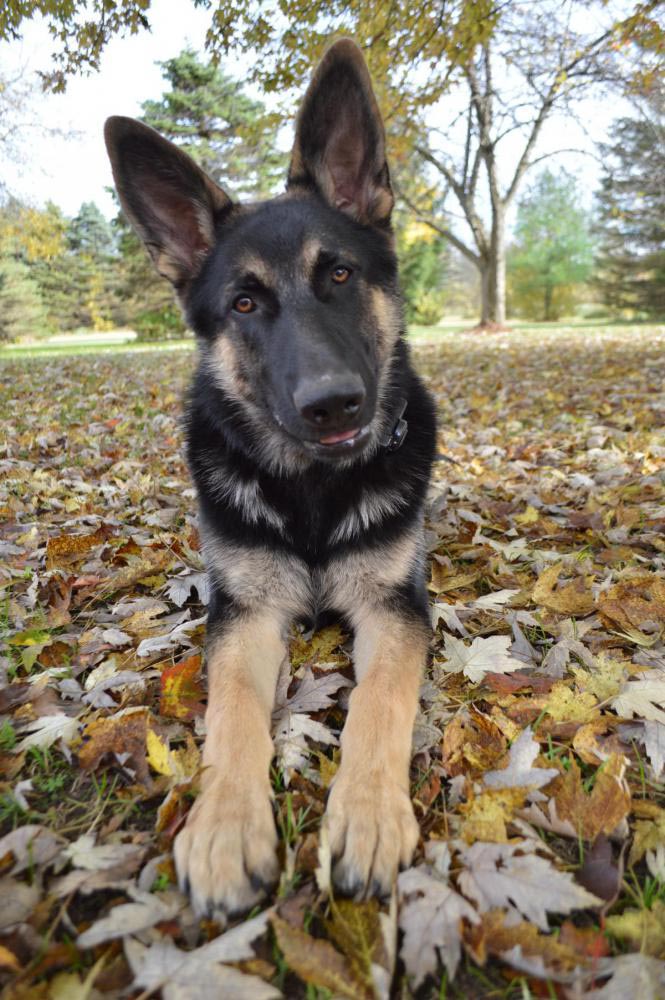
[[105, 38, 436, 918]]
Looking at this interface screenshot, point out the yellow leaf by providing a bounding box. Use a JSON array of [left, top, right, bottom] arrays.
[[544, 683, 598, 723], [532, 563, 595, 616], [606, 901, 665, 957], [459, 788, 526, 844]]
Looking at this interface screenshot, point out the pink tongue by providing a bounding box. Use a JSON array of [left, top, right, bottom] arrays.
[[319, 428, 359, 445]]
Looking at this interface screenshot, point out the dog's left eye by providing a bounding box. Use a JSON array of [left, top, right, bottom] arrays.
[[233, 295, 256, 314], [331, 266, 351, 284]]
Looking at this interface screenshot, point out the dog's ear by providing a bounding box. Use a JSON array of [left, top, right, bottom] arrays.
[[288, 38, 393, 225], [104, 117, 232, 288]]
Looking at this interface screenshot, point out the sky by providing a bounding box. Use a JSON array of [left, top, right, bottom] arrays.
[[0, 0, 632, 227]]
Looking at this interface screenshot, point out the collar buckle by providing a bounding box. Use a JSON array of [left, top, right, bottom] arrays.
[[382, 398, 408, 453]]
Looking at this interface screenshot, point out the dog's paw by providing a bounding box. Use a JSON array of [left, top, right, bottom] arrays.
[[173, 778, 279, 918], [324, 770, 419, 899]]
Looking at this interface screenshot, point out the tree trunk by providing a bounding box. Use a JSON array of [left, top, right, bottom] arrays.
[[476, 216, 507, 327], [544, 283, 553, 321], [490, 209, 506, 326]]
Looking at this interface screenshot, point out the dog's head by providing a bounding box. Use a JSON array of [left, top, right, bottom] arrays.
[[105, 40, 404, 469]]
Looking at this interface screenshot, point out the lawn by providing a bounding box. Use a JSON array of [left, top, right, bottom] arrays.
[[1, 324, 665, 997]]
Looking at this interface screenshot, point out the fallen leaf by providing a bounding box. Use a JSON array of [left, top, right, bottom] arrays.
[[605, 900, 665, 957], [586, 955, 665, 999], [551, 754, 631, 841], [437, 634, 523, 684], [78, 706, 151, 783], [0, 825, 63, 874], [60, 834, 144, 872], [270, 913, 367, 999], [77, 888, 183, 948], [482, 726, 558, 792], [612, 674, 665, 724], [14, 713, 80, 752], [459, 787, 527, 843], [457, 840, 601, 929], [159, 655, 205, 720], [398, 863, 479, 985], [532, 563, 595, 616]]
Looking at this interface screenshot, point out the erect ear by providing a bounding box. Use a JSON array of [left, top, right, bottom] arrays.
[[288, 38, 393, 226], [104, 116, 232, 288]]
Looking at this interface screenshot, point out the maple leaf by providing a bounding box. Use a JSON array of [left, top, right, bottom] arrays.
[[270, 913, 367, 999], [437, 634, 523, 683], [612, 673, 665, 724], [551, 754, 631, 841], [483, 726, 558, 793], [135, 613, 207, 657], [398, 864, 479, 985], [457, 841, 601, 929], [159, 655, 205, 720], [164, 571, 210, 607], [14, 712, 80, 752], [271, 669, 350, 779], [586, 955, 665, 999], [643, 720, 665, 779], [532, 563, 595, 616], [77, 888, 183, 948], [61, 834, 144, 872]]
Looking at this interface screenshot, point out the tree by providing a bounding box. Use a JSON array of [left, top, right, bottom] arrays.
[[211, 0, 665, 328], [0, 257, 49, 342], [397, 220, 449, 326], [595, 87, 665, 316], [113, 50, 284, 340], [140, 50, 283, 199], [508, 169, 594, 321]]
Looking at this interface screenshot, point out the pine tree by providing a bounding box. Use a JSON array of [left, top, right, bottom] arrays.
[[140, 49, 283, 199], [595, 89, 665, 317]]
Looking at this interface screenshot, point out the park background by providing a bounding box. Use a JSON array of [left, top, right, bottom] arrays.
[[1, 3, 665, 999]]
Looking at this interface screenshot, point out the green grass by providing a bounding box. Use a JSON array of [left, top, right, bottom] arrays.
[[3, 318, 665, 359]]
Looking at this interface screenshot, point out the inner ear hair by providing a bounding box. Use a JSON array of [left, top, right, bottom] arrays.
[[288, 38, 394, 226], [104, 116, 232, 287]]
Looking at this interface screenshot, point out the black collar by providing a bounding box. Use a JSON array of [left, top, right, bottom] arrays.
[[381, 398, 408, 453]]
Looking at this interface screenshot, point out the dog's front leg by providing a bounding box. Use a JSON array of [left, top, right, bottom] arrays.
[[325, 608, 428, 898], [174, 610, 284, 917]]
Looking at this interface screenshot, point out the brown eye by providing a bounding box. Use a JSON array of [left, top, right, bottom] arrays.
[[233, 295, 256, 314], [331, 266, 351, 284]]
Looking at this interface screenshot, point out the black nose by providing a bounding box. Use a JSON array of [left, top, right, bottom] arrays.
[[293, 374, 366, 430]]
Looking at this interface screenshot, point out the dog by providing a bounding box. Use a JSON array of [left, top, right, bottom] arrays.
[[104, 38, 437, 918]]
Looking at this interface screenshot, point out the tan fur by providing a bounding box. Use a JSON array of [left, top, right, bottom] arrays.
[[300, 237, 322, 278], [173, 614, 286, 916], [370, 286, 402, 362], [325, 610, 429, 894], [322, 525, 423, 616], [202, 533, 313, 621], [234, 252, 276, 288]]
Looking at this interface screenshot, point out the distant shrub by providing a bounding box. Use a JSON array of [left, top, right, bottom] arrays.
[[133, 304, 186, 341]]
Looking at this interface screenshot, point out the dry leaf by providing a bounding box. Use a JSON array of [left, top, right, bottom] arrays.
[[532, 563, 595, 616], [457, 840, 600, 929], [437, 634, 523, 684], [398, 864, 479, 985]]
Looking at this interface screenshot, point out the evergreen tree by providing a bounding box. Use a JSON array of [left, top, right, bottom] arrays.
[[140, 49, 284, 199], [595, 88, 665, 317], [508, 170, 594, 321], [0, 257, 49, 342]]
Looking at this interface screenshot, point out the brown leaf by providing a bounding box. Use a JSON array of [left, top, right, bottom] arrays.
[[464, 908, 582, 971], [46, 527, 110, 569], [78, 707, 151, 783], [598, 573, 665, 634], [532, 563, 595, 616], [442, 709, 507, 778], [552, 754, 631, 841], [270, 913, 369, 999], [159, 654, 205, 720]]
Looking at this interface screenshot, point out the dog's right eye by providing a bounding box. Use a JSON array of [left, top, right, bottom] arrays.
[[233, 295, 256, 314]]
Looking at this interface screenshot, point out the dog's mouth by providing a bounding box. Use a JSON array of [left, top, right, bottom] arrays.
[[318, 427, 361, 446], [275, 414, 372, 459]]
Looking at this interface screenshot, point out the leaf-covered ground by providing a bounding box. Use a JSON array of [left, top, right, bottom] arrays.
[[1, 324, 665, 999]]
